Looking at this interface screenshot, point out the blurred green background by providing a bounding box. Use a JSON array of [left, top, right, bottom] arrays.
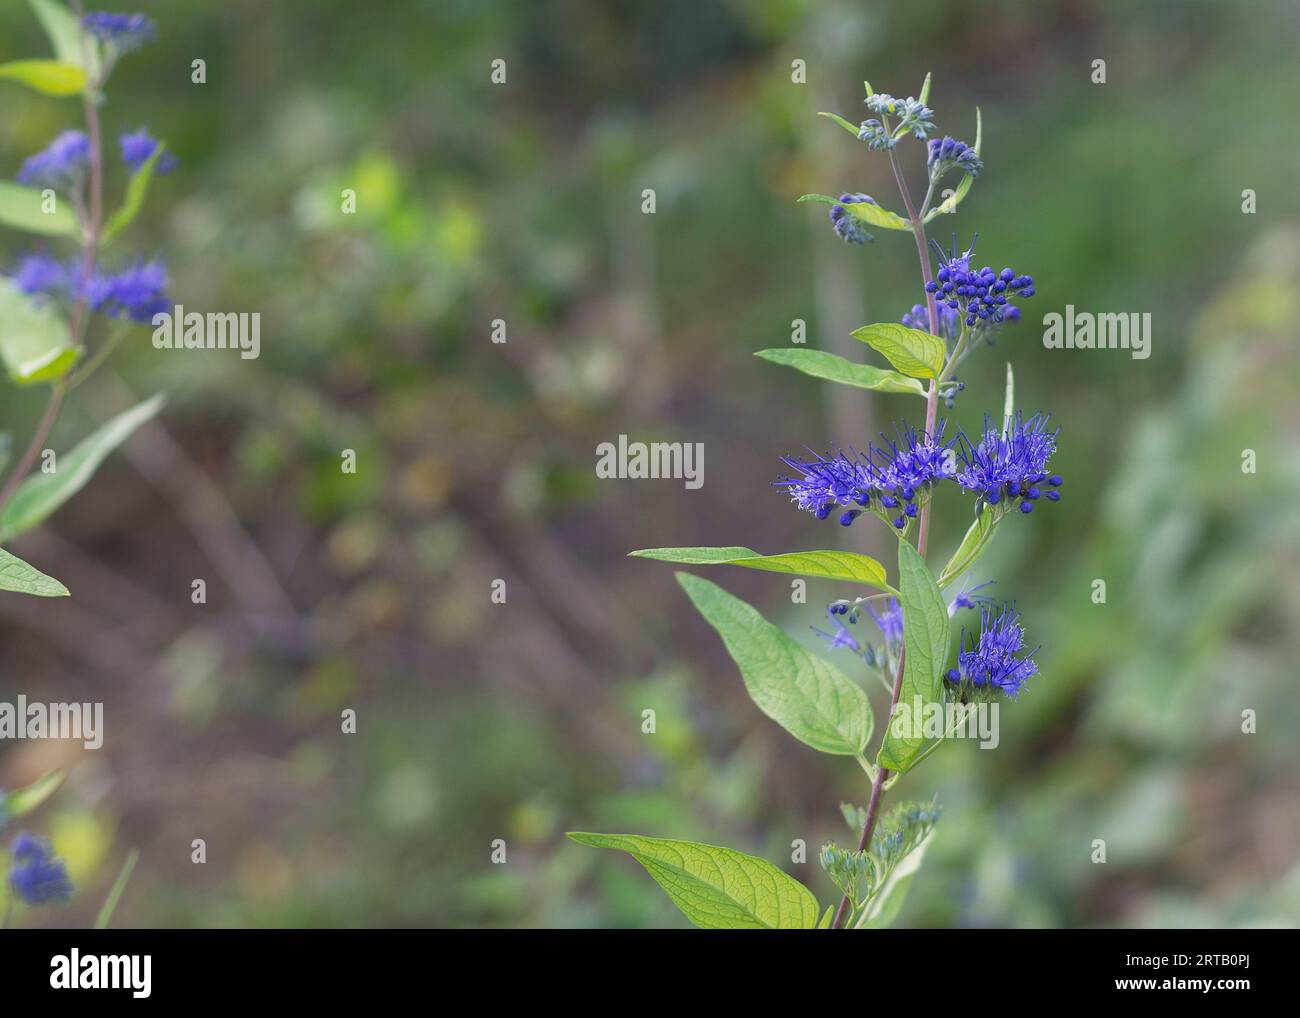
[[1, 0, 1298, 928]]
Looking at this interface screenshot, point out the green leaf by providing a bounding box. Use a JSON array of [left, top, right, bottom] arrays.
[[817, 904, 834, 928], [796, 193, 910, 231], [755, 348, 926, 397], [94, 849, 139, 930], [816, 111, 860, 138], [0, 180, 80, 237], [0, 279, 80, 385], [102, 142, 166, 246], [0, 59, 86, 96], [631, 545, 894, 591], [857, 826, 936, 928], [877, 542, 950, 772], [918, 71, 932, 106], [1, 770, 64, 820], [938, 507, 1001, 588], [0, 546, 69, 596], [1002, 360, 1015, 432], [26, 0, 102, 81], [676, 572, 873, 755], [568, 832, 820, 929], [0, 393, 165, 541], [850, 322, 946, 380]]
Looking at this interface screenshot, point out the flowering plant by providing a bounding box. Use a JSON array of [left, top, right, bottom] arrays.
[[0, 1, 170, 927], [570, 75, 1063, 929]]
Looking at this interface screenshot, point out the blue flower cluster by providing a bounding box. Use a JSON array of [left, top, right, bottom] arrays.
[[16, 131, 91, 190], [8, 831, 73, 905], [956, 412, 1062, 514], [13, 252, 170, 323], [859, 94, 935, 150], [119, 129, 178, 175], [777, 423, 955, 530], [829, 193, 876, 245], [816, 595, 904, 672], [927, 136, 982, 180], [945, 604, 1038, 698], [82, 11, 158, 51], [926, 235, 1034, 328], [901, 301, 960, 343]]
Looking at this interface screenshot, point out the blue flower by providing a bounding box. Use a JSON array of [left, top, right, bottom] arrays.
[[777, 423, 955, 528], [12, 252, 74, 299], [927, 136, 982, 180], [813, 611, 862, 653], [944, 604, 1039, 698], [901, 302, 960, 343], [776, 449, 880, 520], [8, 831, 73, 905], [867, 597, 904, 646], [925, 234, 1035, 328], [82, 11, 158, 50], [956, 412, 1062, 514], [948, 578, 995, 616], [868, 421, 955, 497], [82, 259, 170, 323], [119, 129, 177, 174], [16, 131, 91, 190], [828, 193, 876, 245]]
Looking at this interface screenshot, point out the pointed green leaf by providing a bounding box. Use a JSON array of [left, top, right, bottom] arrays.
[[0, 394, 165, 541], [632, 545, 894, 591], [755, 348, 926, 397], [0, 59, 86, 96], [102, 142, 167, 245], [938, 507, 1002, 588], [677, 572, 873, 755], [857, 826, 936, 928], [0, 546, 69, 596], [877, 542, 950, 772], [918, 71, 932, 106], [851, 322, 946, 380], [94, 849, 140, 930], [0, 278, 80, 384], [568, 832, 820, 929], [816, 111, 860, 138], [26, 0, 102, 81], [1002, 360, 1015, 433], [2, 770, 64, 819], [796, 193, 910, 231], [0, 180, 80, 237], [817, 903, 834, 928]]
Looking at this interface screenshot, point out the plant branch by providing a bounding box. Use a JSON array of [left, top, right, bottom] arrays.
[[831, 142, 942, 930], [0, 12, 105, 519]]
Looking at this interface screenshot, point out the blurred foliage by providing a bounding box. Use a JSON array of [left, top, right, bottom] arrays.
[[0, 0, 1297, 927]]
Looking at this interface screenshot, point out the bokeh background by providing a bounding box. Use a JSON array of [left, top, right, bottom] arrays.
[[1, 0, 1298, 928]]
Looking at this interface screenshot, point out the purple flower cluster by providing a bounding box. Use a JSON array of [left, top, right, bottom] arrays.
[[13, 252, 170, 323], [8, 831, 73, 905], [82, 11, 158, 50], [829, 193, 876, 245], [901, 301, 961, 343], [945, 604, 1038, 698], [777, 423, 955, 530], [927, 136, 982, 180], [120, 129, 177, 174], [16, 131, 91, 189], [956, 412, 1062, 514], [926, 235, 1034, 328]]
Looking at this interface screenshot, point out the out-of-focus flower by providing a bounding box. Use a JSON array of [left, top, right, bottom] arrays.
[[8, 832, 73, 905]]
